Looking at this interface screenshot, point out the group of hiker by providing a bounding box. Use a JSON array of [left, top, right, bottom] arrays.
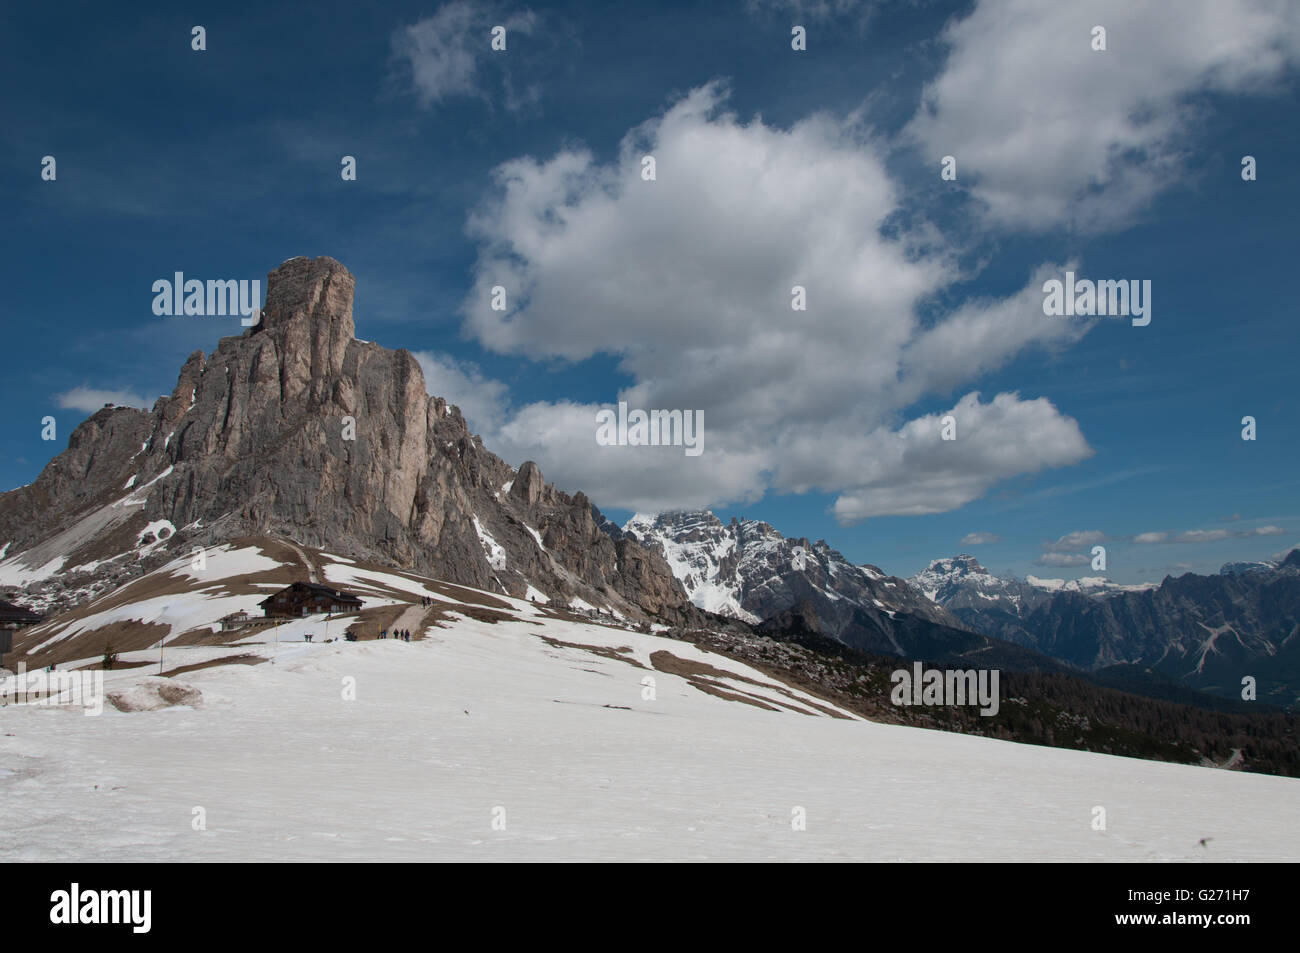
[[374, 597, 437, 641]]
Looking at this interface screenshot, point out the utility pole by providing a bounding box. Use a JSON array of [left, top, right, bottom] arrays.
[[156, 604, 170, 675]]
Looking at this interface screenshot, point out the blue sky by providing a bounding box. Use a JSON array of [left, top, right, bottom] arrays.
[[3, 0, 1298, 583]]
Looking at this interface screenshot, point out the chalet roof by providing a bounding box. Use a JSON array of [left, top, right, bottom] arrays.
[[0, 599, 43, 624], [258, 580, 362, 608]]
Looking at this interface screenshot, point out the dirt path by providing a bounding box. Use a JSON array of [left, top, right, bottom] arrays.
[[282, 540, 319, 583], [387, 604, 431, 640]]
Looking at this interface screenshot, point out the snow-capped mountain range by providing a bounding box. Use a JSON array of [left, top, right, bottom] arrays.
[[622, 510, 971, 656], [910, 552, 1300, 705], [909, 554, 1155, 613]]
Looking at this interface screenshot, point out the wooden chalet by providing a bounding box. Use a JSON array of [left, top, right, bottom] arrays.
[[259, 581, 362, 619], [0, 599, 43, 630], [0, 598, 43, 660]]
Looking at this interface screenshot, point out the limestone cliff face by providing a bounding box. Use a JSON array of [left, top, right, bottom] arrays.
[[0, 256, 691, 619]]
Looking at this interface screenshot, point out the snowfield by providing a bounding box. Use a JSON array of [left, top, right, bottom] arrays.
[[2, 604, 1297, 862]]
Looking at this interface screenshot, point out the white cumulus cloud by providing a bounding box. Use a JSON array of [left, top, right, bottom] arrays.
[[1035, 552, 1091, 567], [458, 84, 1094, 519], [1043, 530, 1109, 553], [906, 0, 1300, 231], [1134, 525, 1287, 544]]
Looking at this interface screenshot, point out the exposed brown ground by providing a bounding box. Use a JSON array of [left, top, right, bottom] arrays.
[[419, 579, 514, 611], [161, 653, 266, 677], [677, 636, 895, 723], [535, 605, 634, 631], [344, 602, 456, 641], [169, 619, 277, 647], [10, 537, 313, 668], [540, 636, 647, 669], [70, 658, 153, 672], [449, 604, 542, 626], [649, 649, 843, 718], [666, 643, 861, 719], [332, 562, 514, 610], [345, 604, 409, 641], [681, 679, 781, 711], [14, 620, 173, 671]]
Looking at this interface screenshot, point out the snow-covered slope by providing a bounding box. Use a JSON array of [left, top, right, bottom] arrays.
[[3, 589, 1295, 861]]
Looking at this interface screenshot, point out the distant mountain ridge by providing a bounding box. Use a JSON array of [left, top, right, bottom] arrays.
[[1220, 558, 1283, 575], [907, 554, 1155, 643], [623, 510, 1006, 658], [909, 551, 1300, 705]]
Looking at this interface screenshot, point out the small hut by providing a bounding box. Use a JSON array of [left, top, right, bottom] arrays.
[[219, 610, 257, 632]]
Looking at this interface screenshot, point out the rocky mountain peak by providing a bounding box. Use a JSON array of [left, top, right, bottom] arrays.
[[251, 256, 357, 405], [0, 256, 702, 624], [509, 460, 549, 507], [260, 256, 355, 339], [625, 510, 725, 544], [928, 554, 987, 576]]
